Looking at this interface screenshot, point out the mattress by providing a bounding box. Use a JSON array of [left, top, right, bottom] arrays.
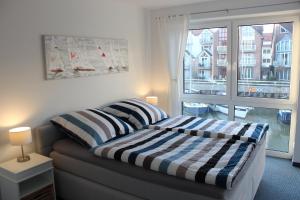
[[50, 135, 266, 200]]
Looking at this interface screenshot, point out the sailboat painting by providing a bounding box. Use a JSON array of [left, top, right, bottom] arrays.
[[44, 35, 129, 80]]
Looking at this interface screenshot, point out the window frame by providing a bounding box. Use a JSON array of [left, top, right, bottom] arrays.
[[232, 16, 298, 106], [181, 15, 300, 158], [181, 20, 232, 106]]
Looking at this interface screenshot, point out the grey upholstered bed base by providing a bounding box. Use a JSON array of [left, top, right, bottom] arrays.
[[34, 124, 266, 200]]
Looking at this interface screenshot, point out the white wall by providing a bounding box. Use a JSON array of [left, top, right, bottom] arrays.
[[0, 0, 150, 162]]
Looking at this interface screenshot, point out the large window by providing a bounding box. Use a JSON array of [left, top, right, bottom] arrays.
[[182, 16, 298, 158]]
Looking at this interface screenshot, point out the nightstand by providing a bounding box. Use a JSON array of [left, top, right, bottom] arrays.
[[0, 153, 55, 200]]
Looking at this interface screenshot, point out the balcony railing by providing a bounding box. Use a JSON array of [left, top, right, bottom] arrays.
[[240, 45, 256, 51], [217, 46, 227, 53], [239, 62, 256, 67], [273, 61, 291, 67], [184, 79, 290, 96], [201, 39, 213, 44]]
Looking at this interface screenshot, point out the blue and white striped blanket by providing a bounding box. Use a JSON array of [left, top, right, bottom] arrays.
[[147, 116, 269, 144], [94, 129, 255, 189]]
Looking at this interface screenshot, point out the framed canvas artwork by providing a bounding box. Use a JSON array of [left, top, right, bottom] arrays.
[[44, 35, 129, 80]]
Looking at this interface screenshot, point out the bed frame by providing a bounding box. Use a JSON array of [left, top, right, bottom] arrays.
[[34, 124, 265, 200]]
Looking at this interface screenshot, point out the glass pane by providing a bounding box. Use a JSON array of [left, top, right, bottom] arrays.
[[184, 27, 227, 95], [238, 22, 293, 99], [234, 106, 290, 152], [183, 102, 228, 120]]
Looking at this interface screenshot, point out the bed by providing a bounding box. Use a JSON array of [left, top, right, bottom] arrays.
[[34, 125, 265, 200], [34, 99, 267, 200]]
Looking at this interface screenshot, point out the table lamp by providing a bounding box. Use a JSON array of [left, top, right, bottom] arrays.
[[9, 127, 32, 162], [146, 96, 158, 105]]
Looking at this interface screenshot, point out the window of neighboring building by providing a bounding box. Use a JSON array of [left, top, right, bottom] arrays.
[[202, 45, 212, 51], [240, 40, 256, 51], [276, 38, 292, 52], [276, 52, 292, 66], [240, 67, 253, 79], [263, 58, 271, 64], [240, 53, 256, 66], [218, 28, 227, 46], [241, 26, 255, 40], [277, 69, 290, 80], [201, 29, 213, 43], [280, 26, 288, 33], [262, 48, 271, 54]]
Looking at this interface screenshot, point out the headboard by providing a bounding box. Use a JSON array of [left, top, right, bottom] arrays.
[[33, 124, 66, 156]]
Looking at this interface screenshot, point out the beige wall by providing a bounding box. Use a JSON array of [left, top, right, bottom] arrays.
[[0, 0, 150, 162]]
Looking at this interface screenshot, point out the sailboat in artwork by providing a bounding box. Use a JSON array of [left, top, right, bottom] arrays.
[[96, 42, 115, 72], [47, 37, 65, 77], [67, 37, 96, 73]]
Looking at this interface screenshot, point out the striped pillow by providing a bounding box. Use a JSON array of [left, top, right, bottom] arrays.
[[101, 98, 168, 130], [51, 109, 134, 148]]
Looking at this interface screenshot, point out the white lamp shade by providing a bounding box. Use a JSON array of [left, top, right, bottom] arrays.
[[146, 96, 158, 105], [9, 127, 32, 146]]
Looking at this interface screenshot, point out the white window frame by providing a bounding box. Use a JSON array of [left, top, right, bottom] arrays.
[[233, 15, 299, 158], [182, 21, 232, 104], [181, 15, 300, 158]]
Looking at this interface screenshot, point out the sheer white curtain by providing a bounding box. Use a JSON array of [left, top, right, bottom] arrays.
[[155, 15, 189, 116]]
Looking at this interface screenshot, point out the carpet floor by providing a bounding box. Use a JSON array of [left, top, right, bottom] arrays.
[[254, 157, 300, 200]]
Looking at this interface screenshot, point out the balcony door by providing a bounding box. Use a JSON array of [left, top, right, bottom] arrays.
[[181, 15, 300, 158]]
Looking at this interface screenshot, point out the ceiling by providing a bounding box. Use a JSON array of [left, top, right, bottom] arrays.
[[126, 0, 216, 9]]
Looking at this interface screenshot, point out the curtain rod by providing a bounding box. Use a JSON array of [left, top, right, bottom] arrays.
[[186, 1, 300, 16]]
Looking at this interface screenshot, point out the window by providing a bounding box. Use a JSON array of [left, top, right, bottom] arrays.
[[277, 69, 290, 81], [184, 27, 227, 95], [182, 17, 298, 157], [218, 28, 227, 46], [276, 39, 292, 52], [238, 22, 293, 99], [240, 67, 253, 79], [240, 40, 256, 51], [280, 26, 288, 33], [263, 58, 271, 64], [240, 53, 256, 66], [201, 29, 213, 43], [262, 48, 271, 54]]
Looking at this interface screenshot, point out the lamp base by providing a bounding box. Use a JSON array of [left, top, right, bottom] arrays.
[[17, 155, 30, 162]]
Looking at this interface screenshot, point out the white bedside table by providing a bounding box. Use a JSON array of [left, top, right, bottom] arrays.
[[0, 153, 55, 200]]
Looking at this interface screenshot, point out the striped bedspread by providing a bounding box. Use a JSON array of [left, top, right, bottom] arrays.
[[147, 116, 269, 143], [94, 129, 255, 189]]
